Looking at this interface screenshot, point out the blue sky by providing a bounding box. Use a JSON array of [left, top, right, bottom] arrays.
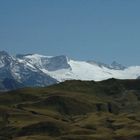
[[0, 0, 140, 65]]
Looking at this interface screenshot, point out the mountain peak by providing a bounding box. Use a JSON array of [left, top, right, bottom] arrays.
[[0, 51, 10, 56], [16, 53, 33, 58], [16, 53, 70, 71], [16, 53, 53, 59], [0, 51, 140, 91], [110, 61, 126, 70], [0, 51, 14, 68], [43, 55, 70, 71]]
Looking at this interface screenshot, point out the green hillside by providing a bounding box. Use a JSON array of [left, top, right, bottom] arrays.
[[0, 78, 140, 140]]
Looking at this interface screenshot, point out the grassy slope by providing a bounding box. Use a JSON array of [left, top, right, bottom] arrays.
[[0, 78, 140, 140]]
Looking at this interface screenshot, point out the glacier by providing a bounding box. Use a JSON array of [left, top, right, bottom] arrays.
[[0, 51, 140, 90]]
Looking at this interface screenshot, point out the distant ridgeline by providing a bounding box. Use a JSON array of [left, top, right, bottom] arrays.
[[0, 51, 140, 91]]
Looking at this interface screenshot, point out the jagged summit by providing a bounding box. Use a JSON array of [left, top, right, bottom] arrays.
[[46, 55, 70, 71], [87, 60, 126, 70], [16, 53, 34, 58], [16, 53, 52, 59], [0, 50, 10, 56], [16, 54, 70, 71], [110, 61, 126, 70], [0, 51, 12, 59], [0, 51, 14, 68]]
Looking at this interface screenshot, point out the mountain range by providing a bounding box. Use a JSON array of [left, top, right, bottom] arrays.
[[0, 51, 140, 90]]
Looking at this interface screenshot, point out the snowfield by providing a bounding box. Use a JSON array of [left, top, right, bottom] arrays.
[[0, 51, 140, 88], [40, 59, 140, 82]]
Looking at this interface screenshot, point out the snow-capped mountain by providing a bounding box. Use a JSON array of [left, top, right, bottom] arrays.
[[0, 50, 140, 90], [0, 51, 57, 90], [110, 61, 126, 70], [87, 60, 126, 70], [16, 54, 71, 71]]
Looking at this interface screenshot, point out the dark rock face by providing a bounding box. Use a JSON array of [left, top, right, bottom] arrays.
[[87, 60, 126, 70], [2, 78, 23, 90], [45, 55, 71, 71], [16, 54, 71, 71], [137, 76, 140, 79], [110, 61, 126, 70]]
